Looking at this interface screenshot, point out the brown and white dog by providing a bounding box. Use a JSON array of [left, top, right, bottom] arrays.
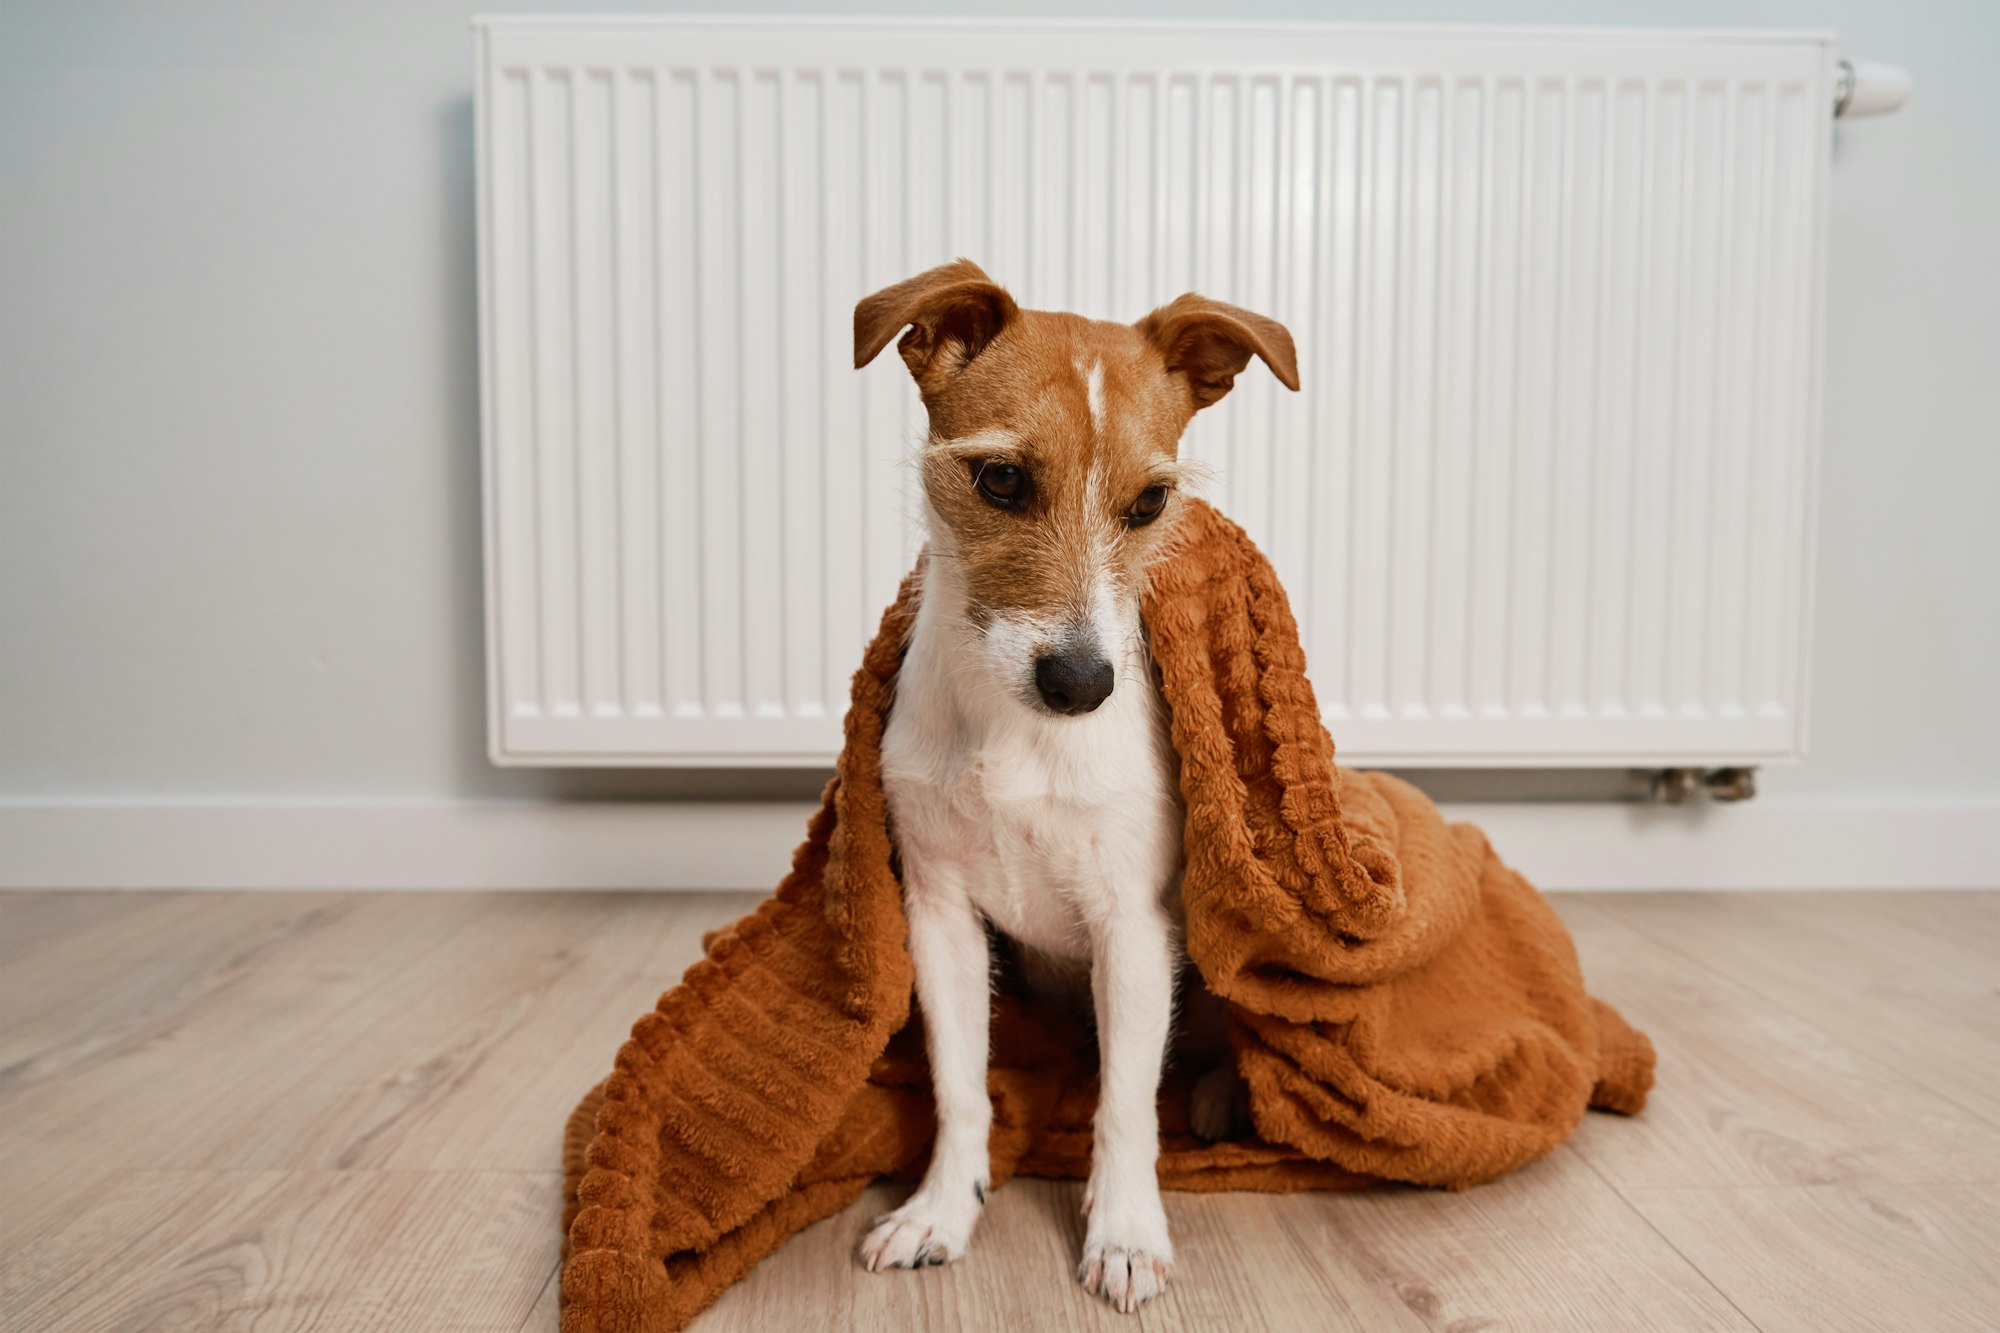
[[853, 260, 1298, 1312]]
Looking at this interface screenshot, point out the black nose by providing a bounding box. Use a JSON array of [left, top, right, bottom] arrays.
[[1034, 651, 1115, 715]]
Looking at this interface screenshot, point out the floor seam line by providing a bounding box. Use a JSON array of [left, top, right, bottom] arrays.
[[1563, 1142, 1768, 1332], [516, 1261, 562, 1333], [1563, 895, 2000, 1134]]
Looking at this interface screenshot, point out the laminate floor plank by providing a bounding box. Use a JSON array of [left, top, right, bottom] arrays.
[[0, 892, 497, 1169], [0, 890, 338, 1054], [1564, 890, 2000, 1124], [0, 890, 136, 967], [0, 1169, 558, 1333], [1624, 1181, 2000, 1333], [697, 1148, 1751, 1333], [2, 889, 1993, 1332], [1551, 894, 2000, 1191], [379, 891, 753, 1172]]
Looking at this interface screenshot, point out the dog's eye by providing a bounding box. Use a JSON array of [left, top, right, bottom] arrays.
[[1126, 485, 1171, 526], [974, 461, 1029, 510]]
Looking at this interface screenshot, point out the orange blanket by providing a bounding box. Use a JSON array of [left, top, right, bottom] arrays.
[[559, 500, 1653, 1333]]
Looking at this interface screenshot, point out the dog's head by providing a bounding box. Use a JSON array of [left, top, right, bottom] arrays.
[[856, 259, 1297, 717]]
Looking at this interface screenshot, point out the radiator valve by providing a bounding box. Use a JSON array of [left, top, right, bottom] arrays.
[[1650, 767, 1758, 803]]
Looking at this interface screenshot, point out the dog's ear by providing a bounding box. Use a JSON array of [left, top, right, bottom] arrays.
[[1135, 294, 1300, 411], [854, 259, 1019, 392]]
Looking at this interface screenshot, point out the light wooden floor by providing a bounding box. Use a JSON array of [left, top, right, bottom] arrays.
[[2, 890, 1996, 1332]]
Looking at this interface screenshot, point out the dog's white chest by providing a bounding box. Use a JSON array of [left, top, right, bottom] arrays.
[[881, 595, 1182, 962]]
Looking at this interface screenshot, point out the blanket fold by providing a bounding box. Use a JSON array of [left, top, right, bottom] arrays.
[[560, 500, 1653, 1333]]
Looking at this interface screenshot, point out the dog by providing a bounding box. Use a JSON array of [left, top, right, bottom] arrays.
[[852, 259, 1298, 1312]]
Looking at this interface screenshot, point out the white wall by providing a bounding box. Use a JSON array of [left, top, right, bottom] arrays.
[[3, 2, 1995, 885]]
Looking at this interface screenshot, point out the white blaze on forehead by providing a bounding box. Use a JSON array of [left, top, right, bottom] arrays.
[[1083, 357, 1106, 433]]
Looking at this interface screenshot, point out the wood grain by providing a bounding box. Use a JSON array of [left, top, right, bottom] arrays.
[[1563, 890, 2000, 1124], [699, 1149, 1750, 1333], [1552, 893, 2000, 1190], [1625, 1182, 2000, 1333], [1, 889, 1994, 1332], [0, 1169, 559, 1333]]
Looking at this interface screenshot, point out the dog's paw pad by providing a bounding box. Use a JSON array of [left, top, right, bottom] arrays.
[[1078, 1245, 1172, 1313], [858, 1192, 978, 1273]]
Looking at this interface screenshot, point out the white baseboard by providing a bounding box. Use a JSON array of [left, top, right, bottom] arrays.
[[1, 799, 1994, 892]]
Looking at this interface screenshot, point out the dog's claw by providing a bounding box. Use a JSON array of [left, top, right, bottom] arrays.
[[1078, 1245, 1171, 1313], [859, 1193, 976, 1273]]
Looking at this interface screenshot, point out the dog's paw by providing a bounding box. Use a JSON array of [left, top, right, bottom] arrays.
[[858, 1184, 984, 1272], [1079, 1243, 1173, 1313], [1188, 1063, 1251, 1142], [1078, 1184, 1174, 1312]]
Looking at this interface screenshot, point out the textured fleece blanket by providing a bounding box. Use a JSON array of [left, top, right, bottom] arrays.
[[558, 499, 1654, 1333]]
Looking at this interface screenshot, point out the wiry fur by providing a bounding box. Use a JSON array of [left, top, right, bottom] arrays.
[[854, 260, 1298, 1312]]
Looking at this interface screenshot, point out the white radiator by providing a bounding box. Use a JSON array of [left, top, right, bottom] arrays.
[[474, 18, 1835, 767]]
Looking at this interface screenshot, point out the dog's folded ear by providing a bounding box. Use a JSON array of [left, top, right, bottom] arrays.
[[1135, 294, 1300, 411], [854, 259, 1019, 390]]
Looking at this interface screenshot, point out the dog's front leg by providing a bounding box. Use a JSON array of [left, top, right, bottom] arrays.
[[1080, 896, 1176, 1312], [859, 862, 992, 1271]]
